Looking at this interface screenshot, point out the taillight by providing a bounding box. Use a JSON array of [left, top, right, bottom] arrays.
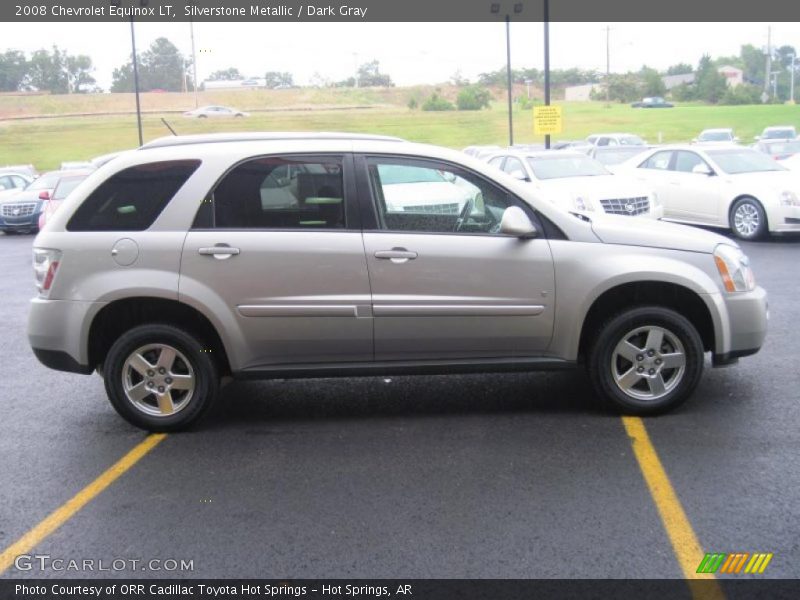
[[33, 248, 62, 296]]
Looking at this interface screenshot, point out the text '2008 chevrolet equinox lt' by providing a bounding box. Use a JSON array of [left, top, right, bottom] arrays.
[[28, 133, 768, 431]]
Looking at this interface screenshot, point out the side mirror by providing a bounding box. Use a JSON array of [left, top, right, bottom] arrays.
[[500, 206, 538, 238], [38, 190, 50, 200], [692, 163, 713, 176], [509, 169, 529, 182]]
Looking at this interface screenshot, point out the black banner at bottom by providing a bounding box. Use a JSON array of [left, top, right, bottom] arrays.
[[3, 579, 800, 600]]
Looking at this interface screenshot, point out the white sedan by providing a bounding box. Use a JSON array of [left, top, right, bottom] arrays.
[[616, 144, 800, 239], [485, 150, 662, 219], [183, 105, 249, 118]]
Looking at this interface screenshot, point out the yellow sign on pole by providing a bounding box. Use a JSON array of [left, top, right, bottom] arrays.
[[533, 105, 563, 135]]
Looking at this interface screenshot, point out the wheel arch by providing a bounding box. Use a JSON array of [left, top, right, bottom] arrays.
[[577, 281, 716, 362], [87, 297, 231, 376]]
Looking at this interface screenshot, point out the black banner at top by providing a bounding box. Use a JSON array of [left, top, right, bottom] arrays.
[[2, 0, 800, 22]]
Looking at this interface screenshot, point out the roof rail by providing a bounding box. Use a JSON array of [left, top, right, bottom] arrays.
[[140, 131, 405, 150]]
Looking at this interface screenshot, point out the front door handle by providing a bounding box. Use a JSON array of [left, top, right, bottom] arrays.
[[374, 248, 418, 263], [198, 244, 240, 260]]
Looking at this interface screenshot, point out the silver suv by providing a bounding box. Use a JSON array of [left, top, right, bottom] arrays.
[[28, 133, 768, 431]]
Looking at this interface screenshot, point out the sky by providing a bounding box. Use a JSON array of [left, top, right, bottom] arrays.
[[1, 22, 798, 89]]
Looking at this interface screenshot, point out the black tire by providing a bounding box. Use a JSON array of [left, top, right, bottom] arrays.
[[588, 306, 704, 415], [198, 114, 207, 119], [730, 197, 767, 241], [103, 324, 218, 432]]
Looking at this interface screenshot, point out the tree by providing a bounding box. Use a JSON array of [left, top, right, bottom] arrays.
[[666, 63, 694, 76], [450, 69, 469, 87], [356, 60, 393, 87], [208, 67, 243, 81], [264, 71, 293, 89], [65, 54, 95, 93], [0, 50, 28, 92], [26, 46, 69, 93], [456, 85, 492, 110], [421, 92, 454, 111], [695, 54, 728, 103], [739, 44, 767, 87], [639, 66, 666, 97], [592, 73, 641, 103], [111, 37, 190, 92]]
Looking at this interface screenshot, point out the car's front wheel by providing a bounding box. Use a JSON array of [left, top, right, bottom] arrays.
[[588, 306, 704, 415], [730, 197, 767, 240], [103, 324, 218, 431]]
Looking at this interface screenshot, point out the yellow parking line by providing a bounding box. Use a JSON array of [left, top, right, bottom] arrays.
[[0, 433, 166, 575], [621, 417, 725, 600]]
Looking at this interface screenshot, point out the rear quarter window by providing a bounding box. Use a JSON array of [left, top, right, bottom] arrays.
[[67, 160, 200, 232]]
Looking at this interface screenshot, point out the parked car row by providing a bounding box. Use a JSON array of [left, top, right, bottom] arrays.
[[0, 150, 133, 235], [465, 120, 800, 240]]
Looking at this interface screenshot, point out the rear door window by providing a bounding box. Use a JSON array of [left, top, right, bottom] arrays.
[[67, 160, 200, 231], [204, 156, 346, 229]]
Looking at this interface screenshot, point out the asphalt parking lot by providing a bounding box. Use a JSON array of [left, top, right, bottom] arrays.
[[0, 231, 798, 581]]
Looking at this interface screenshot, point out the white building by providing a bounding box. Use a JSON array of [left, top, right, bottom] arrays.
[[564, 83, 600, 101]]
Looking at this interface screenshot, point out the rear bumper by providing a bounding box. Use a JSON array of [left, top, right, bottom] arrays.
[[28, 297, 106, 371], [31, 348, 93, 374]]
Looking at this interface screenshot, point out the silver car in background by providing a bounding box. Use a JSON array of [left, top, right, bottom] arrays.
[[29, 133, 767, 431]]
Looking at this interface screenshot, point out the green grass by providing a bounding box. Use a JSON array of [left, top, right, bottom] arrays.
[[1, 98, 798, 171]]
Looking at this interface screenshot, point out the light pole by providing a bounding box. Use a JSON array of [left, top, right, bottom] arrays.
[[790, 54, 796, 104], [111, 0, 144, 146], [543, 0, 550, 149], [129, 14, 143, 146], [189, 19, 199, 108], [491, 3, 522, 147]]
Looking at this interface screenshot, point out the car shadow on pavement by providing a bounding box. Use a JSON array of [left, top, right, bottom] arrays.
[[204, 370, 607, 430]]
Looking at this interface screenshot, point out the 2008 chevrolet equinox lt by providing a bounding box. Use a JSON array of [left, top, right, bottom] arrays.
[[28, 133, 768, 431]]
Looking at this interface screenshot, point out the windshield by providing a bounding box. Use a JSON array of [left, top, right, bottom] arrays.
[[763, 141, 800, 155], [26, 173, 60, 190], [594, 148, 646, 165], [618, 135, 646, 146], [707, 149, 786, 174], [699, 131, 732, 141], [53, 176, 87, 200], [377, 165, 447, 185], [527, 155, 609, 179], [763, 128, 796, 139]]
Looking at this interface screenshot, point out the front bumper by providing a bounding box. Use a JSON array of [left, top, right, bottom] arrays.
[[28, 297, 106, 373], [712, 285, 768, 366], [767, 204, 800, 233]]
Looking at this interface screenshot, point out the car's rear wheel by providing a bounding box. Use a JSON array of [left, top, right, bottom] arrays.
[[588, 306, 704, 415], [103, 324, 218, 431], [730, 197, 767, 240]]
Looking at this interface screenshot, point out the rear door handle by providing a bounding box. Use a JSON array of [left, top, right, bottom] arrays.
[[199, 244, 240, 259], [374, 248, 418, 263]]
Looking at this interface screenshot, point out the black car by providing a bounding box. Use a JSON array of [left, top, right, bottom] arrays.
[[631, 97, 674, 108]]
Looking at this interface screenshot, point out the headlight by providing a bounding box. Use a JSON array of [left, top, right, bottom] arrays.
[[650, 191, 661, 207], [714, 244, 755, 293], [573, 196, 593, 211], [780, 190, 799, 206]]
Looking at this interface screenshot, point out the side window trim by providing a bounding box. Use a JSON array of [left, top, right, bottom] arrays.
[[353, 153, 548, 239]]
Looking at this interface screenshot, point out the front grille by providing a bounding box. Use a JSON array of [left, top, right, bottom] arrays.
[[402, 203, 460, 215], [599, 196, 649, 216], [1, 202, 37, 217]]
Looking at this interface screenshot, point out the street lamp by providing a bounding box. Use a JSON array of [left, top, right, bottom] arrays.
[[790, 54, 796, 104], [491, 2, 523, 147], [111, 0, 145, 146], [543, 0, 550, 149]]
